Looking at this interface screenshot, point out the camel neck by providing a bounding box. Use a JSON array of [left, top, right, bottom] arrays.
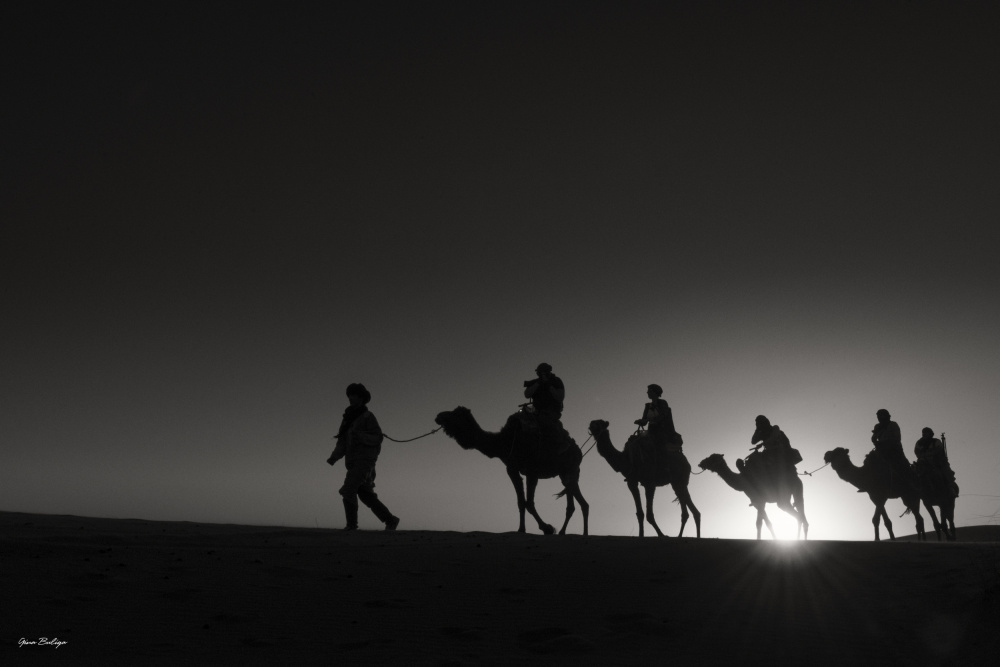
[[715, 461, 746, 493], [832, 456, 868, 492]]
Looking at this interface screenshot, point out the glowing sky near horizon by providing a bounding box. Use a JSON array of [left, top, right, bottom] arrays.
[[3, 1, 999, 540]]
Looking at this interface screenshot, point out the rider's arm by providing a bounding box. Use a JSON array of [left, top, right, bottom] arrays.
[[636, 403, 650, 426], [548, 381, 565, 403]]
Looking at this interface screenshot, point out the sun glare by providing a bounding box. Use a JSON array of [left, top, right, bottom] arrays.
[[768, 508, 805, 541]]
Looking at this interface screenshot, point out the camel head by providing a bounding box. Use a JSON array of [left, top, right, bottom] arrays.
[[698, 453, 726, 473], [434, 406, 480, 448], [823, 447, 850, 465], [588, 420, 609, 437]]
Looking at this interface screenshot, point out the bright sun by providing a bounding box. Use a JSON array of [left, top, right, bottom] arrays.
[[767, 507, 805, 540]]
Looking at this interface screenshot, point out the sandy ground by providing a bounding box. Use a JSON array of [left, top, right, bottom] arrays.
[[3, 512, 998, 666]]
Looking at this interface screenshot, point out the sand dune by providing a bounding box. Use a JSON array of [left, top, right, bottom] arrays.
[[3, 511, 998, 665]]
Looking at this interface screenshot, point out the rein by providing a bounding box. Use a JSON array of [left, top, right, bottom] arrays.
[[799, 462, 829, 476], [382, 427, 442, 443]]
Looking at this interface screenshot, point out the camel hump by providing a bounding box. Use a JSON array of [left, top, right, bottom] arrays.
[[508, 410, 577, 459], [862, 448, 886, 469], [624, 433, 683, 481]]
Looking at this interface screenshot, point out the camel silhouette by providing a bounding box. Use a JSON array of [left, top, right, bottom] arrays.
[[588, 419, 700, 538], [698, 453, 808, 540], [822, 447, 927, 541], [434, 406, 588, 535]]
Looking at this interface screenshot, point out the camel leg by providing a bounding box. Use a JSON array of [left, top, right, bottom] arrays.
[[944, 499, 957, 541], [922, 500, 943, 541], [937, 500, 954, 541], [757, 508, 775, 540], [793, 485, 807, 540], [674, 485, 701, 538], [911, 503, 926, 541], [506, 467, 528, 533], [873, 505, 894, 541], [644, 485, 664, 537], [558, 489, 575, 536], [569, 484, 589, 536], [777, 499, 807, 541], [525, 476, 555, 535], [763, 509, 776, 540], [626, 480, 644, 537]]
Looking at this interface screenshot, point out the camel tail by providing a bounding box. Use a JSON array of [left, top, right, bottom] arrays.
[[554, 488, 568, 499]]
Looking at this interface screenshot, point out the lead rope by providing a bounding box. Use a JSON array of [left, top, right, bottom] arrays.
[[382, 427, 442, 443], [798, 462, 829, 476]]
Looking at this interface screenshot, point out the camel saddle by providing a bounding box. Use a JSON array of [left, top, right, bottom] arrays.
[[741, 447, 801, 489], [862, 448, 917, 494], [913, 458, 960, 499], [623, 432, 683, 484], [510, 409, 574, 456]]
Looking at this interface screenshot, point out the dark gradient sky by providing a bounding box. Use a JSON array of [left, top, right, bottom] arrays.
[[4, 1, 999, 538]]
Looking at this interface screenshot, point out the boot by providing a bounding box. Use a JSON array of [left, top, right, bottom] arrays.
[[342, 498, 358, 531], [367, 498, 396, 527]]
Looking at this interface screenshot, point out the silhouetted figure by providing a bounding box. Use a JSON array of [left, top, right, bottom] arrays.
[[742, 415, 799, 492], [589, 419, 700, 538], [522, 362, 570, 452], [634, 384, 681, 450], [823, 447, 927, 541], [698, 452, 808, 540], [327, 383, 400, 531], [434, 406, 588, 535], [913, 427, 959, 540], [914, 427, 950, 470], [871, 409, 911, 479]]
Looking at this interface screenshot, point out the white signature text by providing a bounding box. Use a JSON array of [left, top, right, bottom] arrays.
[[19, 637, 68, 649]]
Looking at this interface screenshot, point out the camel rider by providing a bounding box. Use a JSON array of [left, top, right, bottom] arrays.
[[634, 384, 680, 450], [913, 427, 958, 496], [871, 408, 911, 478], [523, 363, 569, 450], [914, 427, 946, 463], [748, 415, 794, 483]]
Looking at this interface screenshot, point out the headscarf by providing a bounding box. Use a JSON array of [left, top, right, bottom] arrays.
[[751, 415, 772, 444]]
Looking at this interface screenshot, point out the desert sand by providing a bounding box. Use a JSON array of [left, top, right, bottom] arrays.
[[3, 511, 998, 665]]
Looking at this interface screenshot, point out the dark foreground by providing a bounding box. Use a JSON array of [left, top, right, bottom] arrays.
[[2, 512, 998, 665]]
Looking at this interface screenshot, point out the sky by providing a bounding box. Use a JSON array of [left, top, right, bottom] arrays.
[[3, 1, 999, 540]]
